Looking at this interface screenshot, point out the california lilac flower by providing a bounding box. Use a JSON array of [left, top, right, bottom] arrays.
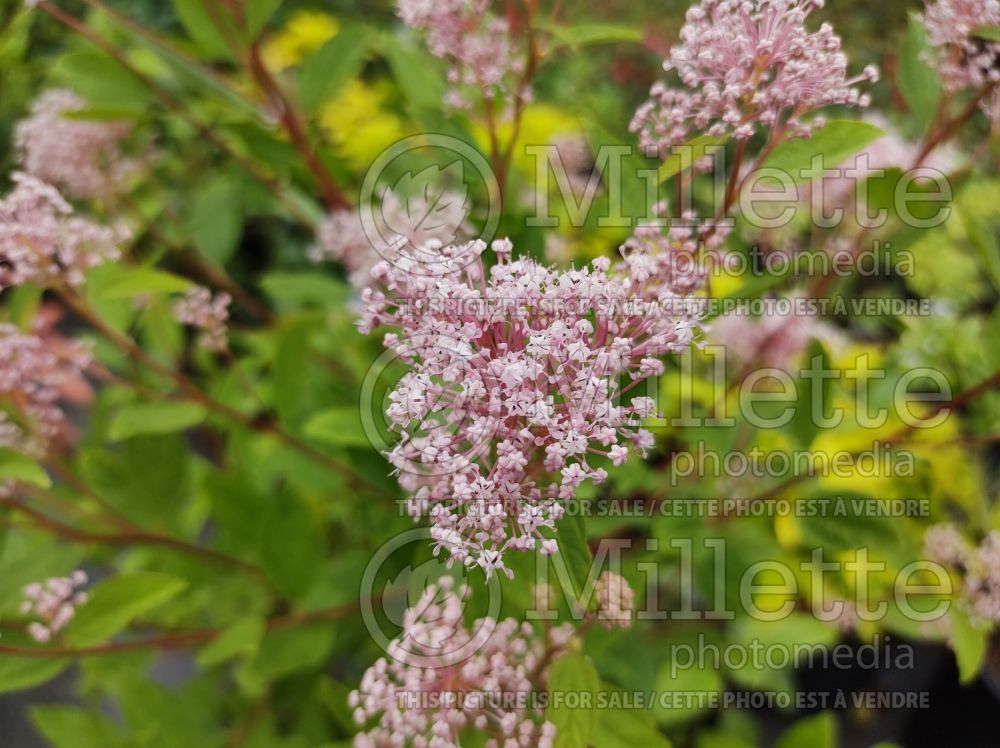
[[173, 287, 232, 353], [631, 0, 878, 155], [20, 570, 89, 643], [0, 323, 93, 462], [360, 233, 704, 577], [14, 89, 137, 200], [349, 577, 565, 748], [396, 0, 527, 111], [923, 0, 1000, 125], [0, 172, 127, 290]]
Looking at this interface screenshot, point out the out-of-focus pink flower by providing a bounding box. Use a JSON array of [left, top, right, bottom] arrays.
[[361, 228, 704, 576], [20, 570, 89, 643], [396, 0, 528, 112], [923, 0, 1000, 125], [173, 287, 232, 353], [311, 188, 471, 290], [0, 323, 93, 463], [631, 0, 877, 156], [594, 571, 635, 629], [0, 172, 127, 290], [14, 89, 138, 200], [349, 577, 565, 748]]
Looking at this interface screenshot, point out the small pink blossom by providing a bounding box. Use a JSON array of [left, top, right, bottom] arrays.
[[14, 89, 138, 200], [349, 577, 564, 748], [0, 172, 127, 290], [631, 0, 877, 156], [173, 287, 232, 353], [396, 0, 528, 112], [593, 571, 635, 629], [21, 570, 89, 643]]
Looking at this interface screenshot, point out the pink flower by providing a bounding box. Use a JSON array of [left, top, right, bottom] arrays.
[[0, 172, 127, 290], [349, 577, 564, 748], [362, 230, 703, 574], [396, 0, 528, 112], [21, 570, 89, 643], [923, 0, 1000, 125], [14, 89, 138, 200], [631, 0, 877, 156], [173, 287, 232, 353], [311, 187, 471, 289], [593, 571, 635, 629], [0, 323, 93, 464]]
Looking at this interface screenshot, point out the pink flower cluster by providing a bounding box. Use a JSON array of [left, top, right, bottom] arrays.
[[14, 89, 136, 200], [0, 323, 92, 461], [631, 0, 878, 155], [396, 0, 527, 111], [709, 294, 842, 372], [311, 188, 471, 290], [593, 571, 635, 629], [349, 577, 565, 747], [0, 172, 127, 290], [20, 570, 89, 643], [173, 287, 232, 353], [360, 232, 703, 577], [922, 0, 1000, 125], [924, 525, 1000, 626]]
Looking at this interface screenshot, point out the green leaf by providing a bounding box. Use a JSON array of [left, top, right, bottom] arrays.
[[545, 652, 600, 748], [109, 401, 207, 441], [548, 23, 643, 51], [299, 25, 375, 112], [791, 339, 834, 448], [774, 713, 836, 748], [30, 705, 121, 748], [93, 267, 194, 301], [762, 120, 885, 184], [0, 448, 51, 488], [52, 52, 152, 112], [659, 134, 730, 182], [950, 607, 988, 683], [66, 572, 188, 647], [899, 14, 942, 130], [303, 406, 370, 448], [187, 177, 244, 265], [171, 0, 237, 60], [197, 616, 266, 667], [246, 0, 282, 38], [248, 625, 335, 680], [0, 656, 68, 695], [381, 36, 447, 113], [260, 272, 351, 308], [593, 702, 672, 748], [259, 489, 324, 597], [972, 25, 1000, 42], [556, 512, 593, 599]]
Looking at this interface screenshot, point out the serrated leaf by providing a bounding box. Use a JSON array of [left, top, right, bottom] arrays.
[[0, 448, 51, 488], [762, 120, 885, 184], [197, 616, 266, 667], [303, 406, 371, 448], [299, 25, 375, 112], [659, 134, 730, 182], [109, 401, 207, 441], [66, 572, 188, 647], [545, 652, 600, 748]]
